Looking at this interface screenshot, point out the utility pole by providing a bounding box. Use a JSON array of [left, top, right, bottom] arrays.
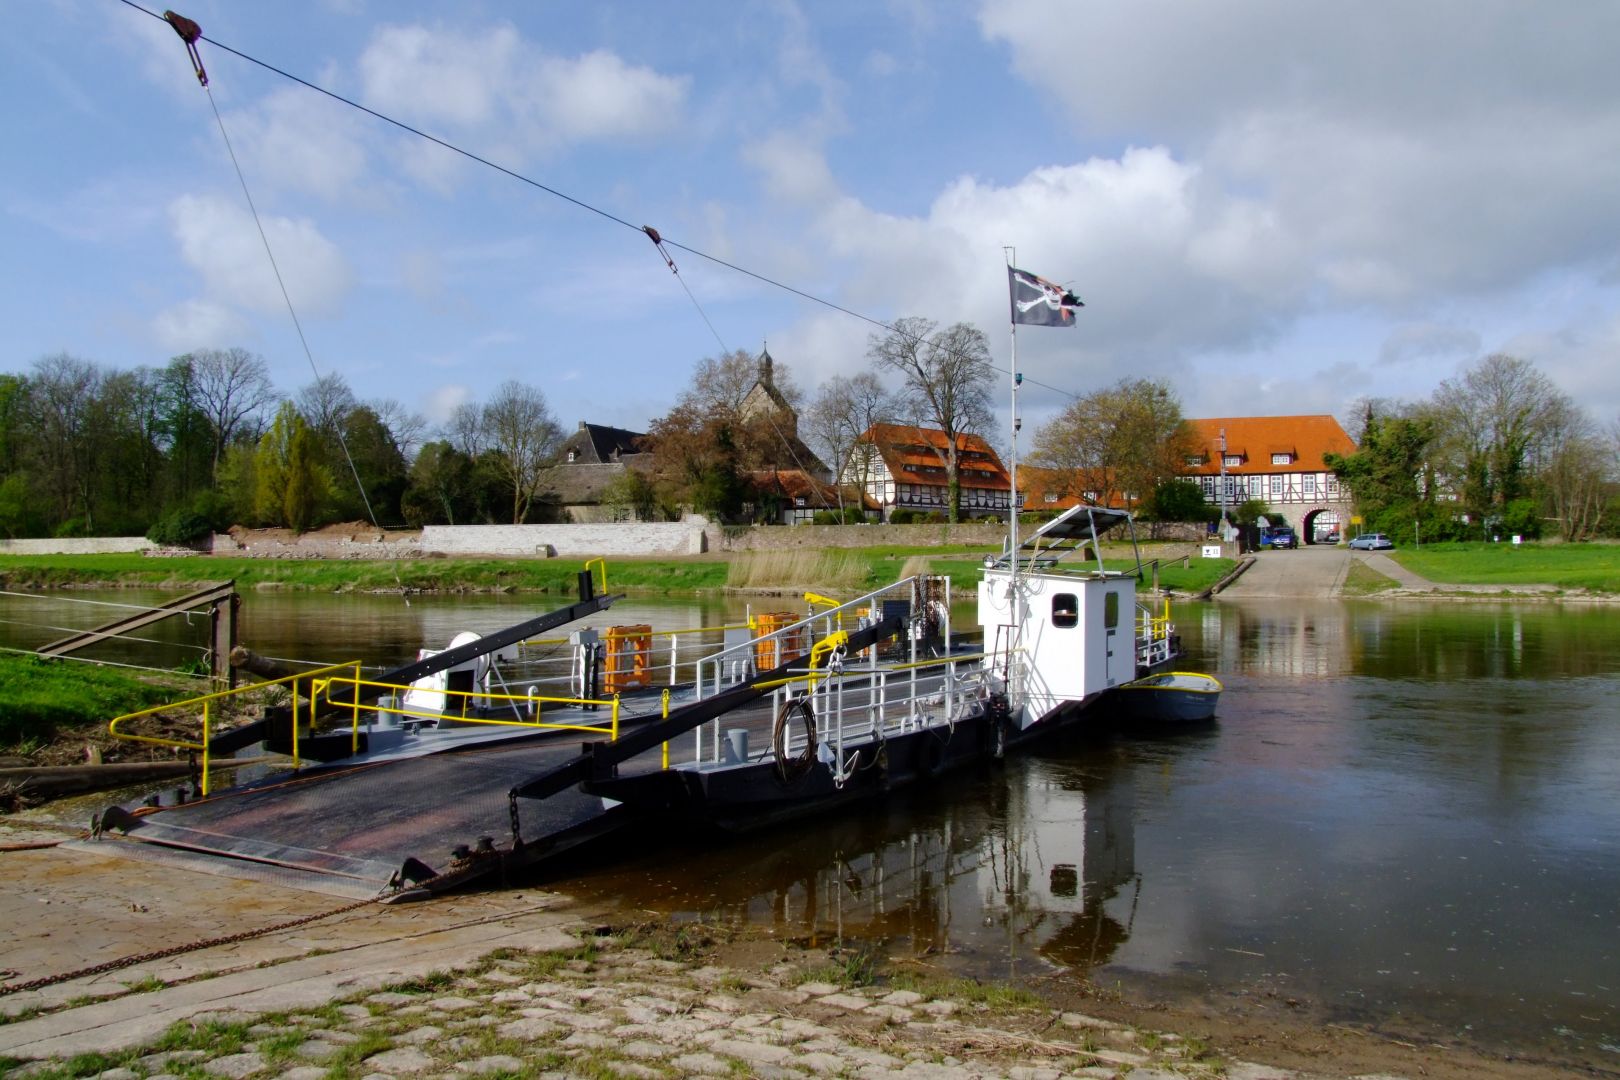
[[1218, 427, 1230, 539]]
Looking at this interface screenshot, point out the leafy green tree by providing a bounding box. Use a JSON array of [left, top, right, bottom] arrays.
[[253, 403, 331, 531], [1326, 406, 1456, 542], [1142, 478, 1211, 523], [601, 467, 660, 522], [402, 440, 475, 526]]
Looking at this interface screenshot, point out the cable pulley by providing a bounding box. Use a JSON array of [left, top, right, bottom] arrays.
[[163, 10, 207, 86]]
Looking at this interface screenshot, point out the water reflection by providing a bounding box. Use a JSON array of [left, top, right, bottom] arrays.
[[556, 738, 1222, 984]]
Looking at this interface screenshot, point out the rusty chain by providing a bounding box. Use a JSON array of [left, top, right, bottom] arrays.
[[0, 894, 380, 999]]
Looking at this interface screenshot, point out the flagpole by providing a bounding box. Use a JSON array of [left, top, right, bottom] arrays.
[[1004, 246, 1019, 601]]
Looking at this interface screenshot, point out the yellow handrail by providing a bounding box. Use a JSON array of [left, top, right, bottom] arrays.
[[315, 673, 622, 741], [108, 660, 364, 796], [584, 558, 608, 595]]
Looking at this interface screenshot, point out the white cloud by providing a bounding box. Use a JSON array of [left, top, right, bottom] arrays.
[[358, 22, 687, 165], [168, 194, 354, 317], [531, 50, 688, 141], [421, 382, 472, 424], [225, 88, 371, 202], [150, 298, 249, 352], [1378, 324, 1482, 368]]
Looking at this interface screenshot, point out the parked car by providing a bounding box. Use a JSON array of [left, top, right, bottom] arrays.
[[1262, 526, 1296, 549], [1348, 533, 1394, 550]]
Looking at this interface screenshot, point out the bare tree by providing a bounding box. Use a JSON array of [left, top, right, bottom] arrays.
[[1430, 354, 1571, 524], [681, 347, 802, 414], [29, 353, 101, 527], [185, 347, 276, 484], [295, 372, 357, 446], [444, 401, 486, 458], [804, 373, 898, 516], [867, 318, 994, 522], [371, 398, 428, 461], [481, 380, 563, 523]]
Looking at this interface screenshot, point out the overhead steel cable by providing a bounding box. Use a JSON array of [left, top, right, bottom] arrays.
[[116, 1, 1087, 405]]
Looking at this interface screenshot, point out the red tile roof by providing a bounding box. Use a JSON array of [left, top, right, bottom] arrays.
[[858, 423, 1010, 489], [1182, 415, 1355, 475], [1016, 465, 1128, 510]]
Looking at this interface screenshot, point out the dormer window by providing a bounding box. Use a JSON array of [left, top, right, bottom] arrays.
[[1271, 452, 1293, 465], [1223, 455, 1242, 467], [1184, 455, 1204, 467]]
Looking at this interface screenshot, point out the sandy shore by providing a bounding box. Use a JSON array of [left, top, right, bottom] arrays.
[[0, 816, 1592, 1080]]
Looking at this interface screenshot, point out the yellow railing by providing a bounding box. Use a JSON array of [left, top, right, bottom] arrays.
[[1137, 598, 1173, 642], [109, 660, 625, 797], [312, 673, 621, 743], [109, 660, 364, 796], [584, 558, 608, 595]]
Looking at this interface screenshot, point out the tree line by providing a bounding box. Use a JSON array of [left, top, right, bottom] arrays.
[[1327, 353, 1618, 542], [2, 337, 1612, 542]]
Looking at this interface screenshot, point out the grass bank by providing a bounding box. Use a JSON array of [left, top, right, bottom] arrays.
[[0, 543, 1232, 596], [1391, 541, 1620, 592], [0, 655, 190, 752]]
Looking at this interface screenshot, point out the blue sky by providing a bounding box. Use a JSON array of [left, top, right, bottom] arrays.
[[6, 0, 1620, 443]]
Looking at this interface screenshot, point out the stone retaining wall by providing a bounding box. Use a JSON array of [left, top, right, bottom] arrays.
[[0, 536, 154, 555], [419, 523, 707, 557]]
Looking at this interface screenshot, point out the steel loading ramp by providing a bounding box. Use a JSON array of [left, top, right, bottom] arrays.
[[89, 738, 624, 901], [86, 613, 909, 900]]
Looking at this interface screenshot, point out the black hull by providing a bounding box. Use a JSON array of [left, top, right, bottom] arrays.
[[587, 689, 1115, 834]]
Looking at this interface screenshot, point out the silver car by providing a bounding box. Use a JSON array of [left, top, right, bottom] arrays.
[[1348, 533, 1394, 550]]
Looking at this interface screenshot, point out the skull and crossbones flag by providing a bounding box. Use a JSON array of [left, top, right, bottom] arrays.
[[1007, 266, 1084, 327]]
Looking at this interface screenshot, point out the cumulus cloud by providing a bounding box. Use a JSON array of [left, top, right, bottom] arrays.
[[421, 382, 472, 424], [224, 88, 371, 202], [976, 0, 1620, 313], [358, 22, 687, 163], [1378, 324, 1482, 368], [151, 299, 249, 352], [168, 194, 354, 317]]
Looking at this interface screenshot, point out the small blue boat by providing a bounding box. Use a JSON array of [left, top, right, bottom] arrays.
[[1117, 671, 1222, 723]]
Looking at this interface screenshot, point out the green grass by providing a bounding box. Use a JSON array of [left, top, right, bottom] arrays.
[[0, 552, 730, 595], [1391, 540, 1620, 591], [1340, 559, 1400, 595], [0, 542, 1226, 596], [0, 654, 186, 747]]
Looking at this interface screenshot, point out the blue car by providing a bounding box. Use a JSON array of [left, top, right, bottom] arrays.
[[1348, 533, 1394, 550]]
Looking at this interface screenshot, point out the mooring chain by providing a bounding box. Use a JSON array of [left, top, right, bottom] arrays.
[[0, 894, 378, 998]]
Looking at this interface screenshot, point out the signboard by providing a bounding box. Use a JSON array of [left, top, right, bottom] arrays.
[[1201, 544, 1223, 559], [1350, 514, 1363, 525]]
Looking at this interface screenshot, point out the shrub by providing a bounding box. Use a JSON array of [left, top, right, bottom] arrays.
[[147, 510, 214, 547]]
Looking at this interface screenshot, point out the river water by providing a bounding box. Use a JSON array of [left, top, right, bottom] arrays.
[[3, 589, 1616, 1062]]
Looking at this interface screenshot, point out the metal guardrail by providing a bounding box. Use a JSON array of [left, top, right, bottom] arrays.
[[108, 659, 363, 795], [313, 673, 622, 741], [109, 661, 624, 796]]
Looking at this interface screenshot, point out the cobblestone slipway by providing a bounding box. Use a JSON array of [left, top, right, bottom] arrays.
[[3, 932, 1403, 1080]]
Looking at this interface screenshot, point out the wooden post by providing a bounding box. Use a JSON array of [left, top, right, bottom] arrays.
[[211, 591, 239, 690]]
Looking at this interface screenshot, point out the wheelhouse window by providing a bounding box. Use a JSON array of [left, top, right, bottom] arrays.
[[1104, 592, 1120, 629], [1052, 593, 1079, 628]]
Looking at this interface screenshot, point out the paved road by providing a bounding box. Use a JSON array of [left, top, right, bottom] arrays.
[[1218, 545, 1351, 599]]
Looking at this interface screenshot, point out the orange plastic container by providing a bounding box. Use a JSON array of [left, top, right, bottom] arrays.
[[753, 612, 807, 671], [603, 624, 652, 692]]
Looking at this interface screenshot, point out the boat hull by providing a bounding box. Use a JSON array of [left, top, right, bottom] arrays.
[[1117, 673, 1221, 724]]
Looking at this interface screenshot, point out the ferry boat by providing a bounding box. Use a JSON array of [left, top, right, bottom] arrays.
[[88, 504, 1184, 899]]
